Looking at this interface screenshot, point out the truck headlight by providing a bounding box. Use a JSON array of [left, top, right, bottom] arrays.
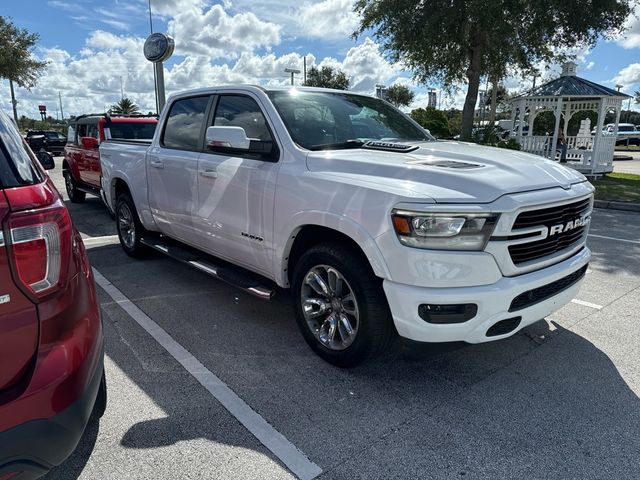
[[391, 210, 499, 250]]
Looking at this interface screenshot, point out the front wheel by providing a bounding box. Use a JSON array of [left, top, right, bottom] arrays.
[[64, 170, 86, 203], [292, 243, 396, 367], [116, 192, 148, 258]]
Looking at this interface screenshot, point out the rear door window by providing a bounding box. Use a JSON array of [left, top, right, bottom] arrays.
[[87, 123, 99, 140], [162, 96, 210, 151], [0, 109, 43, 187], [108, 122, 157, 140]]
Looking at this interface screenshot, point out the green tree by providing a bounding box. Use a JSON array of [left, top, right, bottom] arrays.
[[411, 107, 451, 138], [303, 66, 350, 90], [385, 84, 415, 108], [635, 90, 640, 104], [0, 17, 47, 88], [0, 17, 48, 123], [110, 97, 141, 115], [354, 0, 634, 140]]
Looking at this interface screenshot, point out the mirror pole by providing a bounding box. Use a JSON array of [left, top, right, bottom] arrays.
[[155, 62, 166, 113]]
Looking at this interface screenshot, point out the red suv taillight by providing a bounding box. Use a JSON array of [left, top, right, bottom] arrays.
[[6, 199, 72, 300]]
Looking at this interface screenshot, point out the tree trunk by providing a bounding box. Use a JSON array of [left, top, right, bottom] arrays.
[[460, 45, 483, 141], [9, 80, 19, 126], [488, 76, 498, 126]]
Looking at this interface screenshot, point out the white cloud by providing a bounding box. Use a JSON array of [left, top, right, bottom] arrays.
[[167, 4, 281, 58], [151, 0, 203, 16], [331, 38, 398, 92], [1, 3, 399, 118], [616, 6, 640, 48], [613, 63, 640, 87], [297, 0, 359, 40]]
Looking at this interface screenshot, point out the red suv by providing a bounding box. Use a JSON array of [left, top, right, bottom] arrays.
[[0, 109, 105, 479], [63, 114, 157, 203]]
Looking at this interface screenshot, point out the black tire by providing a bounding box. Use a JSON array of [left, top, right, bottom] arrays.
[[116, 192, 148, 258], [292, 243, 396, 367], [64, 170, 86, 203], [92, 371, 107, 420]]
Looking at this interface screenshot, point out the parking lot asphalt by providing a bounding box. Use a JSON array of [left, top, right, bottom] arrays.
[[614, 150, 640, 175], [44, 159, 640, 479]]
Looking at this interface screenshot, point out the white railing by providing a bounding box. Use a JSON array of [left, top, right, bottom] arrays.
[[593, 136, 615, 174], [518, 134, 613, 175]]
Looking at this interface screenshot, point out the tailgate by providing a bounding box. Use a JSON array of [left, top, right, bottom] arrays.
[[0, 189, 39, 392]]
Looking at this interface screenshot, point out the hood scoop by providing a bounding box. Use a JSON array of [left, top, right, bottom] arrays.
[[362, 141, 420, 153], [407, 159, 485, 169]]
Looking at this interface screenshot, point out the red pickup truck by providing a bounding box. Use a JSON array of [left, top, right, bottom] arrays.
[[63, 114, 157, 203]]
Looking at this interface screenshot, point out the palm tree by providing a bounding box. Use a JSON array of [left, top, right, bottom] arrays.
[[635, 90, 640, 105], [110, 97, 140, 115]]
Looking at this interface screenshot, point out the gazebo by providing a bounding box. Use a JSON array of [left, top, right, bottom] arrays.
[[509, 62, 631, 175]]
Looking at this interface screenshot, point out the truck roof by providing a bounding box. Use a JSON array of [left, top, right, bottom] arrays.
[[168, 85, 375, 102]]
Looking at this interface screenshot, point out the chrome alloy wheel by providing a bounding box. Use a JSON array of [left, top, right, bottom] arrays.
[[64, 171, 74, 196], [118, 202, 136, 249], [300, 265, 359, 351]]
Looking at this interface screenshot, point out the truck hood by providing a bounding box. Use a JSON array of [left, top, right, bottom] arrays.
[[305, 141, 587, 203]]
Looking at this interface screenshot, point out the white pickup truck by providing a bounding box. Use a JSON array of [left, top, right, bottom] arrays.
[[100, 86, 593, 367]]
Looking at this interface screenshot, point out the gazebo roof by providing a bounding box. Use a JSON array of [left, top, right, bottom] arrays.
[[513, 62, 631, 100]]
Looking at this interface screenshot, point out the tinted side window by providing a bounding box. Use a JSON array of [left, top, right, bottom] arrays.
[[87, 123, 99, 140], [0, 109, 43, 187], [213, 96, 272, 141], [162, 96, 210, 151]]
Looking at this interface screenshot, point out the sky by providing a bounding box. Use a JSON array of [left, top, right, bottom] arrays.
[[2, 0, 639, 119]]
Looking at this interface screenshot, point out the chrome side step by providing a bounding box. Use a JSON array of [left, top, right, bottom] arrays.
[[141, 236, 276, 300]]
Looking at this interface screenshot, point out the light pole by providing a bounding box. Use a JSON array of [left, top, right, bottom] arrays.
[[144, 33, 174, 113], [615, 84, 623, 92], [285, 68, 301, 86]]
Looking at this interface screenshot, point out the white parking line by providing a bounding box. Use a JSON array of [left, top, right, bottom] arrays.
[[92, 268, 322, 480], [83, 235, 120, 248], [571, 299, 604, 310], [588, 233, 640, 245]]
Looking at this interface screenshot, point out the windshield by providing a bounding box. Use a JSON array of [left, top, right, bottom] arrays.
[[267, 90, 432, 150], [107, 121, 157, 140]]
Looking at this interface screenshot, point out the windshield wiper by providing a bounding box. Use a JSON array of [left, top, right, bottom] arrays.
[[308, 140, 366, 151]]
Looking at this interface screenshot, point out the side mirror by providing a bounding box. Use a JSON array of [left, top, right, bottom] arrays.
[[205, 126, 251, 150], [205, 126, 276, 160], [81, 136, 99, 149], [36, 151, 55, 170]]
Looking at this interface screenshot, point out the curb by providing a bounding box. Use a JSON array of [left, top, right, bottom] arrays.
[[594, 199, 640, 213]]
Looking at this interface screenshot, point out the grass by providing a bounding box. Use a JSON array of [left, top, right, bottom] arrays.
[[615, 145, 640, 151], [590, 172, 640, 203]]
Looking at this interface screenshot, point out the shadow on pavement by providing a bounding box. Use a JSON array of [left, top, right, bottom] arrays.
[[48, 243, 640, 478]]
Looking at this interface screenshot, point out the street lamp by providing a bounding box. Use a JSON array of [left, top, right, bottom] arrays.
[[285, 68, 301, 86], [616, 84, 623, 92]]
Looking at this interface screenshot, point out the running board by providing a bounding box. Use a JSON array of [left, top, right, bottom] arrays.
[[140, 236, 276, 300]]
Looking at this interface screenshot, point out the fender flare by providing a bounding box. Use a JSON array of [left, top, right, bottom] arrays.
[[276, 210, 391, 287]]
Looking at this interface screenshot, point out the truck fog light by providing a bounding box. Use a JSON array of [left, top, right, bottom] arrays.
[[418, 303, 478, 324]]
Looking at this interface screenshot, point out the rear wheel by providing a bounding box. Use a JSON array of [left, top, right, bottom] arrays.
[[292, 243, 396, 367], [116, 192, 148, 258], [64, 170, 86, 203]]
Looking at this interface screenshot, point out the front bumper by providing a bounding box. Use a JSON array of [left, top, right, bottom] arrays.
[[0, 351, 104, 480], [384, 247, 590, 344]]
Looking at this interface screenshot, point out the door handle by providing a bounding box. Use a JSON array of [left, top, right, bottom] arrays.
[[150, 160, 164, 169], [199, 169, 218, 178]]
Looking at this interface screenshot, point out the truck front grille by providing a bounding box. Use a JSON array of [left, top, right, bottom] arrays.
[[509, 264, 588, 312], [508, 197, 591, 266]]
